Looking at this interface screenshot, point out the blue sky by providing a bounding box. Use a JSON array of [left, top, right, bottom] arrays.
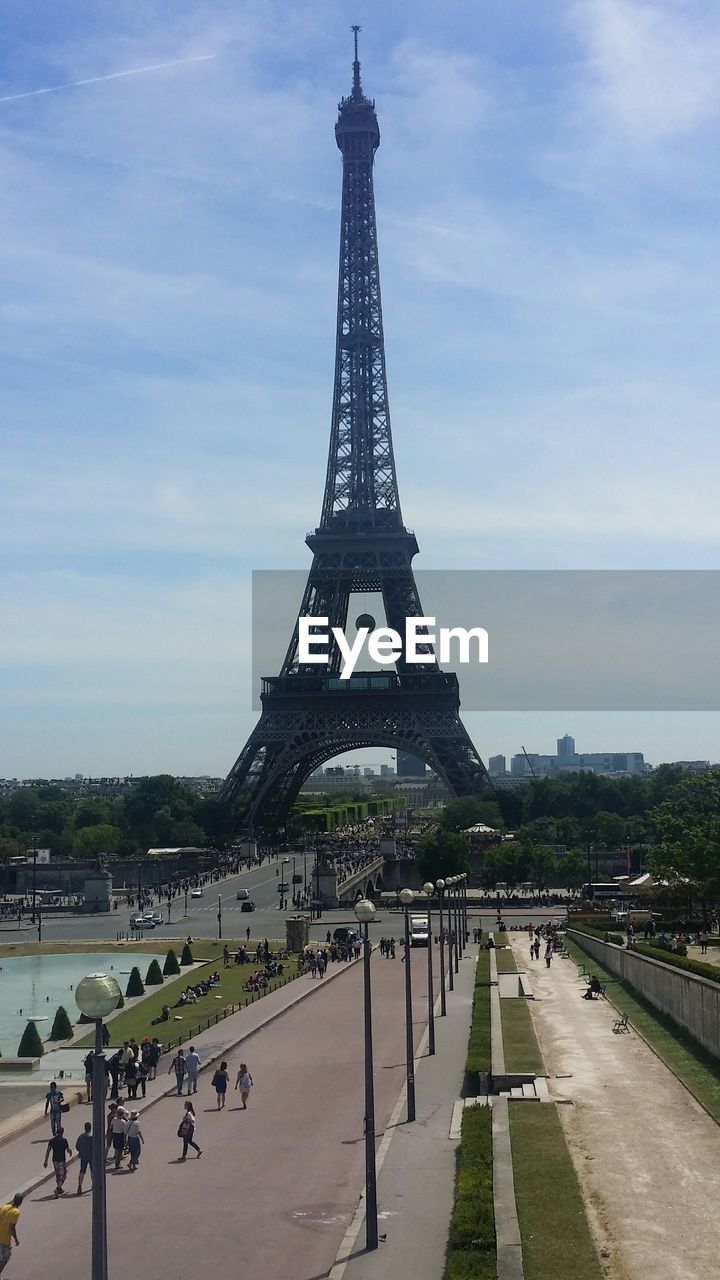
[[2, 0, 719, 777]]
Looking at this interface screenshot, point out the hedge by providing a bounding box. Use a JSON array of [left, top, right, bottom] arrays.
[[633, 941, 720, 983], [18, 1020, 44, 1057], [181, 942, 194, 966], [163, 948, 181, 976], [572, 923, 624, 946], [145, 959, 164, 986], [49, 1005, 73, 1040], [446, 1105, 495, 1280]]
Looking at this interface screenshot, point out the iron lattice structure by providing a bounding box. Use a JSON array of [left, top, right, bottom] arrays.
[[221, 34, 490, 833]]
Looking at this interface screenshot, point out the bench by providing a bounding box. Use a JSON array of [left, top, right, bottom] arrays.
[[612, 1013, 630, 1034]]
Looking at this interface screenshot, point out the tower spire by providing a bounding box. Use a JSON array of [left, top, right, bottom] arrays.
[[351, 23, 362, 98]]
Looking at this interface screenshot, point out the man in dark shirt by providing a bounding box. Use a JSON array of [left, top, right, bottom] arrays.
[[44, 1082, 64, 1135], [75, 1123, 93, 1196], [43, 1127, 71, 1196]]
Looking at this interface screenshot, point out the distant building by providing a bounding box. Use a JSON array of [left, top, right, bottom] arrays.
[[396, 752, 427, 777], [488, 755, 507, 777], [380, 764, 394, 777], [557, 734, 576, 761]]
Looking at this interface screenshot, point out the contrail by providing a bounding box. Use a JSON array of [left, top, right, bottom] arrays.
[[0, 54, 216, 105]]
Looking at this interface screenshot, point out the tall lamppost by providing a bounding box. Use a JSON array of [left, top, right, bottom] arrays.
[[422, 881, 435, 1056], [452, 876, 460, 974], [217, 893, 223, 940], [398, 888, 416, 1122], [75, 973, 122, 1280], [462, 873, 469, 945], [456, 875, 464, 961], [353, 898, 378, 1252], [435, 879, 447, 1016]]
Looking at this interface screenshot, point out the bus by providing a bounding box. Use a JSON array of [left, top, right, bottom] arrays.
[[582, 883, 630, 901]]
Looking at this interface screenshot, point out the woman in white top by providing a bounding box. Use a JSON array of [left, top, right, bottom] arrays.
[[125, 1111, 144, 1171], [177, 1100, 202, 1160], [234, 1063, 254, 1109]]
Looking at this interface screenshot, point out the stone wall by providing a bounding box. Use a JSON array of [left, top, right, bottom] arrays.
[[568, 929, 720, 1060]]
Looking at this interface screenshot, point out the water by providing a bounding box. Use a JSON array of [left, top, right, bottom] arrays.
[[0, 951, 150, 1058]]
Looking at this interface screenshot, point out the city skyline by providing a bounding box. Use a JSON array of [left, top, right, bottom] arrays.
[[3, 2, 720, 775]]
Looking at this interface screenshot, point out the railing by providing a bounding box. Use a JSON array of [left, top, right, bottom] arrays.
[[160, 969, 302, 1052]]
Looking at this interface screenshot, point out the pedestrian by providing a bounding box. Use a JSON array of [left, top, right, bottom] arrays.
[[125, 1111, 144, 1171], [389, 938, 396, 958], [83, 1050, 95, 1103], [110, 1106, 128, 1171], [177, 1100, 202, 1160], [308, 952, 317, 978], [105, 1101, 118, 1157], [169, 1047, 187, 1095], [317, 951, 326, 978], [185, 1045, 201, 1095], [101, 1023, 110, 1048], [246, 926, 251, 941], [147, 1037, 161, 1080], [107, 1051, 121, 1099], [545, 944, 552, 969], [533, 939, 540, 960], [75, 1122, 93, 1195], [135, 1057, 149, 1098], [211, 1061, 229, 1110], [235, 1063, 253, 1109], [223, 945, 230, 967], [44, 1080, 65, 1136], [0, 1193, 22, 1277], [699, 930, 708, 955], [124, 1054, 138, 1100], [44, 1125, 71, 1196]]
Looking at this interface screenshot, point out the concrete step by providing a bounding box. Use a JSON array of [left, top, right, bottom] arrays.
[[510, 1087, 523, 1098], [521, 1082, 536, 1098], [534, 1076, 552, 1102]]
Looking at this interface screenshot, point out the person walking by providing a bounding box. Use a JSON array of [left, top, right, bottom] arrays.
[[83, 1050, 95, 1104], [44, 1126, 71, 1196], [110, 1106, 128, 1171], [75, 1122, 93, 1195], [545, 943, 553, 969], [147, 1038, 161, 1081], [169, 1047, 187, 1096], [308, 952, 317, 978], [185, 1045, 201, 1095], [235, 1063, 253, 1109], [44, 1081, 65, 1136], [211, 1061, 229, 1110], [105, 1101, 118, 1158], [317, 951, 326, 978], [125, 1111, 144, 1171], [177, 1100, 202, 1160], [124, 1054, 138, 1100], [135, 1056, 149, 1098], [0, 1193, 23, 1277], [245, 926, 251, 941]]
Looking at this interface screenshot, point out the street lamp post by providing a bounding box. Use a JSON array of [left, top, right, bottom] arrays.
[[184, 885, 189, 918], [399, 888, 416, 1122], [445, 878, 456, 990], [31, 834, 38, 925], [353, 898, 378, 1252], [452, 876, 460, 974], [75, 973, 122, 1280], [436, 879, 447, 1016], [462, 874, 469, 945], [217, 894, 222, 940], [422, 881, 435, 1057], [456, 875, 464, 961]]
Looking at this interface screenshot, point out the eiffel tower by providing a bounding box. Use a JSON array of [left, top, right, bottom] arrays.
[[221, 31, 490, 834]]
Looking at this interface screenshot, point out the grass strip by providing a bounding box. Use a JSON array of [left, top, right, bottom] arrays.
[[495, 946, 518, 973], [446, 1104, 496, 1280], [500, 1000, 544, 1075], [0, 936, 282, 959], [567, 935, 720, 1123], [76, 940, 298, 1048], [509, 1103, 603, 1280], [465, 948, 491, 1084]]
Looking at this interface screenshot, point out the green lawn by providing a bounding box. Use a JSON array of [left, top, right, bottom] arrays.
[[501, 1000, 544, 1075], [0, 936, 283, 959], [446, 1104, 495, 1280], [567, 935, 720, 1122], [495, 946, 518, 973], [465, 949, 492, 1083], [76, 940, 299, 1049], [509, 1103, 603, 1280]]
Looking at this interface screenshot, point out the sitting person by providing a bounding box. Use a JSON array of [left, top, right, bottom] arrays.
[[582, 975, 602, 1000]]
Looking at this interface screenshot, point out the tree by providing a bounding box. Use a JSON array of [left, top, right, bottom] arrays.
[[181, 942, 194, 966], [648, 769, 720, 907], [145, 959, 164, 986], [163, 948, 181, 975], [439, 796, 504, 834], [126, 967, 145, 997], [73, 823, 120, 859], [49, 1006, 73, 1040], [75, 798, 113, 830], [415, 830, 469, 882], [18, 1020, 43, 1057]]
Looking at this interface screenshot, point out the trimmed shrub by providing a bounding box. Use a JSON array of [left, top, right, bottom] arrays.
[[18, 1020, 44, 1057], [163, 948, 181, 976], [49, 1005, 73, 1040], [145, 959, 164, 986], [465, 949, 492, 1081], [181, 942, 194, 966], [634, 942, 719, 982], [126, 967, 145, 997]]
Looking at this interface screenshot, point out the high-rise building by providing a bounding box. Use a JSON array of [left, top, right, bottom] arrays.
[[396, 752, 427, 777], [488, 755, 507, 777], [557, 734, 575, 761]]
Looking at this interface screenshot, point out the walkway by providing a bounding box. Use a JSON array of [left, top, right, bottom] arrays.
[[2, 945, 474, 1280], [511, 937, 720, 1280]]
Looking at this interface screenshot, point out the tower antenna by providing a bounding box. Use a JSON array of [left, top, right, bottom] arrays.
[[351, 24, 361, 96]]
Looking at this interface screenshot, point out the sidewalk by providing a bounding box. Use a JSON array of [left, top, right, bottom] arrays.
[[3, 944, 476, 1280], [512, 935, 720, 1280]]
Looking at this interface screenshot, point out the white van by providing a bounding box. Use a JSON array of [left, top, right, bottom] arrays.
[[409, 914, 429, 946], [236, 887, 250, 901]]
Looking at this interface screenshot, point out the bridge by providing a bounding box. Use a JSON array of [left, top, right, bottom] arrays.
[[336, 856, 385, 904]]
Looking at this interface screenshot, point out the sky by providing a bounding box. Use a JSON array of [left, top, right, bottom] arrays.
[[1, 0, 720, 777]]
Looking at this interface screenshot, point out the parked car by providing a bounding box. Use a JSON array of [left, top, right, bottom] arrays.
[[333, 926, 358, 944], [190, 888, 203, 898], [145, 911, 163, 925], [240, 900, 256, 912], [130, 914, 155, 929], [236, 887, 250, 901]]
